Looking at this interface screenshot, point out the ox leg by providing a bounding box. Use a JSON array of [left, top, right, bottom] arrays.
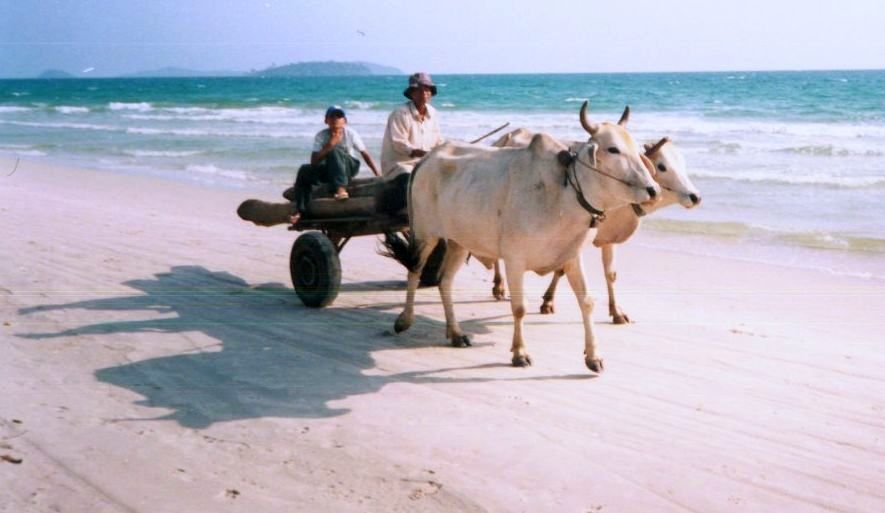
[[562, 257, 604, 373], [395, 237, 440, 334], [492, 261, 506, 301], [503, 260, 531, 367], [539, 269, 565, 314], [602, 244, 629, 324], [438, 241, 472, 347]]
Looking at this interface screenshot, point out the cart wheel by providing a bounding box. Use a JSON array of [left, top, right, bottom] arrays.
[[290, 232, 341, 308], [419, 240, 446, 287]]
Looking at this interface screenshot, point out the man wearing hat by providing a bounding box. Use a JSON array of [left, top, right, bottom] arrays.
[[380, 72, 444, 177], [289, 106, 380, 224]]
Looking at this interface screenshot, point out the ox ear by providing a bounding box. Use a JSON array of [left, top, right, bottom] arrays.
[[640, 153, 657, 177], [644, 137, 669, 157], [582, 141, 598, 167], [618, 105, 630, 127]]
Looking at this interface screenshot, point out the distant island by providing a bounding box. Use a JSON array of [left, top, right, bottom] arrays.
[[38, 69, 75, 79], [249, 61, 402, 77], [32, 61, 403, 79]]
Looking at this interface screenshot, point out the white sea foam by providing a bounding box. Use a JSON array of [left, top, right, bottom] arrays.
[[343, 100, 378, 110], [689, 168, 885, 188], [122, 106, 312, 125], [185, 164, 251, 180], [0, 106, 32, 113], [124, 149, 203, 158], [0, 148, 47, 157], [773, 144, 884, 157], [1, 120, 119, 132], [108, 102, 153, 111], [125, 125, 313, 138], [55, 106, 90, 114]]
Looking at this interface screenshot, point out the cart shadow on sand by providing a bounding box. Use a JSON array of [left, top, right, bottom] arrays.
[[17, 265, 593, 429]]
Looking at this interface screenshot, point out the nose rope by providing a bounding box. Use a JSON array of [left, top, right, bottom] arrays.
[[566, 150, 658, 225], [573, 153, 639, 188]]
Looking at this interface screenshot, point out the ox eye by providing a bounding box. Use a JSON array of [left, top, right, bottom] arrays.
[[607, 147, 620, 154], [657, 163, 667, 172]]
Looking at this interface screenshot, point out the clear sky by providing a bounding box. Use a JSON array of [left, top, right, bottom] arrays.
[[2, 0, 884, 77]]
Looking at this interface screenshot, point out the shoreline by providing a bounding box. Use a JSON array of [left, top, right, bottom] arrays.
[[5, 153, 883, 282]]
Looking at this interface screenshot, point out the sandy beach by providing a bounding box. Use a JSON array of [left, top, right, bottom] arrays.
[[1, 156, 883, 512]]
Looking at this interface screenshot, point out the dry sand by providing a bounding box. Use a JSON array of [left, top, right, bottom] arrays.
[[1, 157, 883, 513]]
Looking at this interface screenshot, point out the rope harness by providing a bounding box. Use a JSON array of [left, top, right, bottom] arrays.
[[563, 148, 677, 220], [561, 149, 646, 227]]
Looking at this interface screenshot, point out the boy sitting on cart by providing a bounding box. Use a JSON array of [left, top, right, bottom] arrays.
[[289, 106, 380, 224]]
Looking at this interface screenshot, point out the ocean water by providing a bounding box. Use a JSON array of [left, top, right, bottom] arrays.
[[2, 71, 884, 279]]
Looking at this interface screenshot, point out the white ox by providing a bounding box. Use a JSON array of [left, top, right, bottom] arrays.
[[390, 102, 659, 373], [490, 129, 702, 322]]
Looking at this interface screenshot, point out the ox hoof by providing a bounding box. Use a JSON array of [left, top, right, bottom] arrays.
[[539, 302, 555, 315], [394, 314, 412, 334], [612, 314, 630, 325], [512, 354, 533, 367], [585, 358, 605, 374], [492, 287, 506, 301], [450, 334, 472, 348]]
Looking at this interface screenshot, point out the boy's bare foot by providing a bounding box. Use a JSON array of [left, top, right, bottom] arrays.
[[288, 212, 301, 225], [334, 188, 349, 201]]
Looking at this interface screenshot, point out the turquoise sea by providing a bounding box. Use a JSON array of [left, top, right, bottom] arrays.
[[2, 71, 884, 279]]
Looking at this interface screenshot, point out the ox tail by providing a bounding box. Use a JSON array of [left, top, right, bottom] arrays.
[[378, 231, 424, 273], [378, 157, 429, 273]]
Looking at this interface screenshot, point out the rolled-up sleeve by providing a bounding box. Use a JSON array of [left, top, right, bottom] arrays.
[[386, 111, 413, 156]]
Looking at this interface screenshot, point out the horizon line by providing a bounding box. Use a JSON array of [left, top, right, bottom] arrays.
[[2, 66, 884, 80]]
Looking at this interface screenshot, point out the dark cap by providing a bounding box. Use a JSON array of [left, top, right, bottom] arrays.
[[403, 72, 438, 99], [325, 105, 346, 118]]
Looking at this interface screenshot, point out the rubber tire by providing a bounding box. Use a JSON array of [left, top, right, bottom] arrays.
[[419, 240, 446, 287], [290, 232, 341, 308]]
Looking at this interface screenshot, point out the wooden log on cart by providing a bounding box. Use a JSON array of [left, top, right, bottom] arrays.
[[237, 175, 408, 227]]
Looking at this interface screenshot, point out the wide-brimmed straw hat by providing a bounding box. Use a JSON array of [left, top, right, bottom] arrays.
[[403, 72, 438, 99]]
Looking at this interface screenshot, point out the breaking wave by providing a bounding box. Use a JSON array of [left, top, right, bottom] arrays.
[[108, 102, 153, 111], [688, 168, 885, 188]]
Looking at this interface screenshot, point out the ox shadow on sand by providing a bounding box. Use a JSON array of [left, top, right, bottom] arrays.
[[17, 265, 592, 429]]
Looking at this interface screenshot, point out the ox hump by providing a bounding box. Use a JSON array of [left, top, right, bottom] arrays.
[[528, 133, 566, 156]]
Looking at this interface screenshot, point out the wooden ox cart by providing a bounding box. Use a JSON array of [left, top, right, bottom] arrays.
[[237, 175, 443, 308]]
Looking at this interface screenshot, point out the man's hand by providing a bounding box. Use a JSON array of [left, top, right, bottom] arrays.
[[328, 128, 344, 148]]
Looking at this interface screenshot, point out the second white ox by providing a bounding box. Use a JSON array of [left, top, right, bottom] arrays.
[[391, 102, 659, 373], [490, 129, 702, 321]]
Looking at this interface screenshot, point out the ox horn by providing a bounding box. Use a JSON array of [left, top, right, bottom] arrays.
[[579, 101, 598, 135], [644, 137, 670, 156], [618, 105, 631, 126]]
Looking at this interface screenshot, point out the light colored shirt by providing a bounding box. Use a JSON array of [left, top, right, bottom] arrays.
[[312, 126, 366, 160], [380, 102, 443, 176]]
